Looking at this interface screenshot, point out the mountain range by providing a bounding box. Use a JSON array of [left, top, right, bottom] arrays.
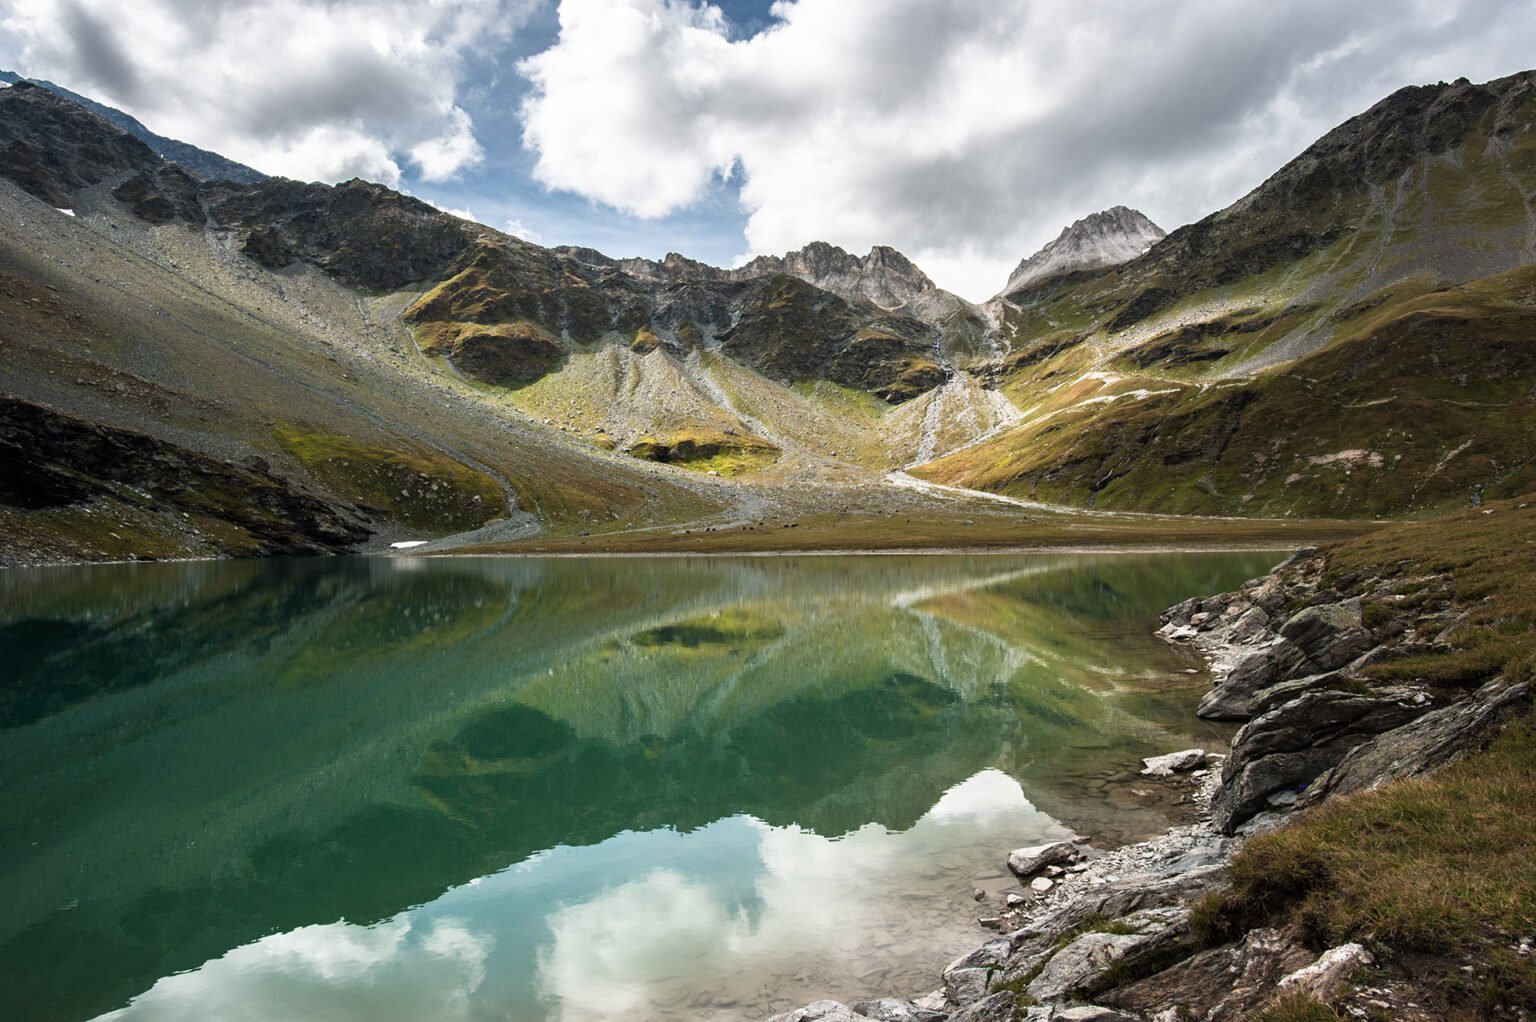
[[1, 68, 1533, 563]]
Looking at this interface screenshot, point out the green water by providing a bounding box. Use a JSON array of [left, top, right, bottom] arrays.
[[0, 551, 1279, 1022]]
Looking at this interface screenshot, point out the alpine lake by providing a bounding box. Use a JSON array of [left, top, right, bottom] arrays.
[[0, 551, 1282, 1022]]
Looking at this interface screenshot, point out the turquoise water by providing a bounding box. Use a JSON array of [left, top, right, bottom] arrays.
[[0, 552, 1277, 1022]]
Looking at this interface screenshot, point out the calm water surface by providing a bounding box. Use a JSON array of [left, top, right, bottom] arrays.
[[0, 552, 1279, 1022]]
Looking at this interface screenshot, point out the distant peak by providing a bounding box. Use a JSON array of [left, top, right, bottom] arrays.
[[1001, 206, 1166, 301]]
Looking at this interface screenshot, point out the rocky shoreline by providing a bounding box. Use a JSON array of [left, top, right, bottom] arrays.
[[765, 546, 1530, 1022]]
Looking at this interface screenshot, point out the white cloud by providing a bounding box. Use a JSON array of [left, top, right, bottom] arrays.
[[503, 217, 542, 242], [424, 199, 485, 224], [409, 107, 485, 182], [0, 0, 537, 184], [518, 0, 1536, 299]]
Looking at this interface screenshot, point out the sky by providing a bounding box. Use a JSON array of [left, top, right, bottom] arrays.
[[2, 0, 1534, 301]]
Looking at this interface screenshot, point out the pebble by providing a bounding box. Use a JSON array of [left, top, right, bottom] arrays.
[[1030, 877, 1054, 893]]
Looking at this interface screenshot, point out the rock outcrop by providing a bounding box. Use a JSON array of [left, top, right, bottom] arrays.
[[1158, 548, 1528, 834]]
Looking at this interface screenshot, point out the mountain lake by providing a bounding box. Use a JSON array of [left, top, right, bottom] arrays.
[[0, 551, 1282, 1022]]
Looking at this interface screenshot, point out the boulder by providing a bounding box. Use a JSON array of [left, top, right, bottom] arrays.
[[1007, 841, 1081, 879], [1197, 641, 1305, 719], [1101, 925, 1314, 1021], [1140, 749, 1207, 776], [1227, 605, 1271, 642], [1278, 601, 1373, 669], [949, 992, 1026, 1022], [944, 939, 1011, 1007], [851, 998, 946, 1022], [1025, 908, 1188, 1004], [767, 1001, 871, 1022], [1033, 865, 1225, 943], [1053, 1008, 1141, 1022]]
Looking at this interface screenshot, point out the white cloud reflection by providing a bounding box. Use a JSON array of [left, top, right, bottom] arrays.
[[92, 771, 1067, 1022]]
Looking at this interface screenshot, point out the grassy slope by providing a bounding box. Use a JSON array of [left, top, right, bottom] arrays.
[[917, 265, 1536, 517], [1196, 495, 1536, 1018]]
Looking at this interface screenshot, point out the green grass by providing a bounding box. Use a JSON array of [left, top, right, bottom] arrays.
[[1252, 992, 1347, 1022], [625, 427, 781, 478], [461, 502, 1375, 556], [272, 421, 505, 532]]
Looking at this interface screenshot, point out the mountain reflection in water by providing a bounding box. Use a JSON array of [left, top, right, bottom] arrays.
[[0, 552, 1278, 1022]]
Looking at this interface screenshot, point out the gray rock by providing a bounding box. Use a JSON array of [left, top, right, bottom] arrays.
[[1026, 908, 1188, 1004], [1033, 865, 1224, 942], [945, 966, 994, 1007], [767, 1000, 871, 1022], [948, 991, 1020, 1022], [1140, 749, 1206, 776], [1305, 679, 1529, 804], [1031, 877, 1055, 893], [852, 998, 947, 1022], [1227, 605, 1270, 642], [945, 939, 1011, 1007], [1279, 600, 1373, 670], [1276, 942, 1374, 998], [1212, 687, 1431, 832], [1198, 641, 1305, 720], [1007, 841, 1080, 879], [1102, 926, 1313, 1021], [1053, 1008, 1141, 1022]]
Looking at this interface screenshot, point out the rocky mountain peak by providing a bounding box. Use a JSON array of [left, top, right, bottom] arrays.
[[1000, 206, 1166, 302], [753, 240, 936, 310]]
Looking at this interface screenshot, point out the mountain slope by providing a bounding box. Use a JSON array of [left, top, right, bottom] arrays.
[[0, 87, 735, 564], [916, 70, 1536, 517]]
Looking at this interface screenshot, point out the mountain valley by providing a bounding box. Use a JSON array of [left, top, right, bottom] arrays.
[[1, 70, 1534, 563]]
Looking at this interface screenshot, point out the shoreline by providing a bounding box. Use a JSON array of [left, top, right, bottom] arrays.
[[764, 514, 1534, 1022], [2, 540, 1319, 571]]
